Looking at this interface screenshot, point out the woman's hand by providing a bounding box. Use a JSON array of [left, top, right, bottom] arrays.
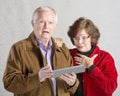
[[54, 38, 63, 47], [74, 54, 98, 68]]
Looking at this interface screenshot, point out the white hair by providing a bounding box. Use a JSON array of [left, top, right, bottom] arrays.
[[32, 6, 57, 23]]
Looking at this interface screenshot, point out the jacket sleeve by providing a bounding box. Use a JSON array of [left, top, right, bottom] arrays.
[[89, 52, 118, 95], [61, 43, 79, 94], [2, 45, 40, 94]]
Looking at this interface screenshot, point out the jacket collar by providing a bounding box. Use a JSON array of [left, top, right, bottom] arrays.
[[27, 32, 38, 47], [27, 32, 62, 52]]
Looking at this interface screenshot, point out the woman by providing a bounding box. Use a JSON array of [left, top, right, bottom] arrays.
[[55, 17, 118, 96]]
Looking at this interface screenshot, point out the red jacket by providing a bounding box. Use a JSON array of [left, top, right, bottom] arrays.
[[70, 46, 118, 96]]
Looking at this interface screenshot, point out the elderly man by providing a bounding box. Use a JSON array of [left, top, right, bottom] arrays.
[[3, 6, 79, 96]]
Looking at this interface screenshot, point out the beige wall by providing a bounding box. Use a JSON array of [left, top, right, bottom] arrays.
[[0, 0, 119, 95]]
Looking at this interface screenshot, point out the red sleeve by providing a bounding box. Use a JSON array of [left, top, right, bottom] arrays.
[[89, 53, 118, 94]]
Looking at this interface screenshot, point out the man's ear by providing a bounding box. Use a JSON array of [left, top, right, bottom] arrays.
[[31, 20, 34, 27]]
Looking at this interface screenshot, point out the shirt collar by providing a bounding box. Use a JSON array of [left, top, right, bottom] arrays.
[[36, 37, 53, 51]]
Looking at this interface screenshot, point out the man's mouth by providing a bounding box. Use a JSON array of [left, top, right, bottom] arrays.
[[43, 31, 49, 33]]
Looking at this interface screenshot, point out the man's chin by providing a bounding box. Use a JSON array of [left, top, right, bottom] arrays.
[[42, 36, 51, 40]]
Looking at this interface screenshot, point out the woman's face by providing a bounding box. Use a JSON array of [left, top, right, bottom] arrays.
[[73, 29, 92, 52]]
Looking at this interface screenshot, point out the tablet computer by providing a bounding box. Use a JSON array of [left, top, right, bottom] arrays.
[[53, 64, 86, 78]]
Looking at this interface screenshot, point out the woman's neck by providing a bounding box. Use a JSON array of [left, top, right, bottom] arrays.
[[77, 46, 95, 56]]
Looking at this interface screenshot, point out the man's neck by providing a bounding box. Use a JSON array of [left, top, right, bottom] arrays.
[[41, 38, 50, 50]]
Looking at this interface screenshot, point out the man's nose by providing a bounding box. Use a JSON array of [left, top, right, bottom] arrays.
[[44, 22, 49, 28]]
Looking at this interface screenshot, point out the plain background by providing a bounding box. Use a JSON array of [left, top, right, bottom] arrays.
[[0, 0, 119, 96]]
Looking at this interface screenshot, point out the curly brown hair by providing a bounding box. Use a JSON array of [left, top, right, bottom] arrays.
[[67, 17, 100, 46]]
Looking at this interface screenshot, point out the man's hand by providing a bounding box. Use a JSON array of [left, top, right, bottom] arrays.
[[60, 72, 77, 86], [38, 64, 53, 82]]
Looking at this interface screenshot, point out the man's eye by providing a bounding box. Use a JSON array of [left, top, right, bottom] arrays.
[[49, 21, 53, 24], [39, 21, 44, 23]]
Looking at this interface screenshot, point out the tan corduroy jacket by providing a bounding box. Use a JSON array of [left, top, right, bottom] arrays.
[[3, 32, 79, 96]]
